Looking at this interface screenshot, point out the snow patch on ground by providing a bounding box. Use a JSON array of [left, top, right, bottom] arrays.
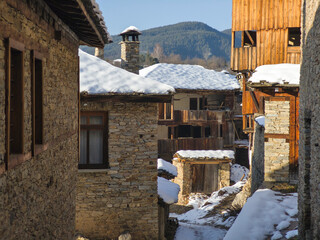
[[286, 229, 298, 239], [157, 177, 180, 204], [174, 222, 226, 240], [231, 164, 249, 182], [157, 158, 177, 177], [224, 189, 298, 240]]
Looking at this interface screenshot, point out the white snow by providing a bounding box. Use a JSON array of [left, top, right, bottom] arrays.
[[172, 181, 245, 225], [176, 150, 234, 160], [286, 230, 298, 239], [224, 189, 298, 240], [271, 231, 283, 240], [174, 223, 226, 240], [157, 158, 177, 177], [140, 63, 240, 91], [234, 139, 249, 147], [249, 64, 300, 85], [79, 50, 174, 94], [120, 26, 141, 34], [157, 177, 180, 204], [231, 164, 249, 182], [255, 116, 265, 127]]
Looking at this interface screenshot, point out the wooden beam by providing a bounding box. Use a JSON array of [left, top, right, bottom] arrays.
[[249, 90, 260, 111], [245, 31, 255, 45]]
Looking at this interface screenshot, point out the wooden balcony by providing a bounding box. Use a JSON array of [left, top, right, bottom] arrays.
[[159, 110, 218, 125]]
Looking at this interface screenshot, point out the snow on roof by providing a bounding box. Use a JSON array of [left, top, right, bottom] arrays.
[[120, 26, 141, 34], [255, 116, 265, 127], [140, 63, 240, 91], [175, 150, 234, 159], [224, 189, 298, 240], [79, 50, 174, 95], [158, 177, 180, 204], [248, 64, 300, 86], [157, 158, 177, 177]]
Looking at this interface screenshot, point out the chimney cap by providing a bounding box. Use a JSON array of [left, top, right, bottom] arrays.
[[120, 26, 141, 36]]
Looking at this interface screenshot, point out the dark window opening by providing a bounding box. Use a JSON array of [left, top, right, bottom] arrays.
[[288, 28, 301, 46], [35, 59, 43, 144], [243, 31, 256, 47], [205, 126, 211, 138], [218, 124, 223, 138], [178, 125, 192, 138], [190, 98, 198, 110], [79, 112, 108, 169], [10, 49, 24, 154], [199, 98, 208, 110], [234, 31, 242, 48], [165, 103, 171, 119], [192, 126, 201, 138]]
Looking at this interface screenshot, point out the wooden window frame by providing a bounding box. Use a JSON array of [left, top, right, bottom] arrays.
[[5, 38, 25, 170], [79, 111, 108, 169], [31, 50, 44, 156]]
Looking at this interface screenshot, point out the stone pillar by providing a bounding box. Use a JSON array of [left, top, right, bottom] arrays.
[[120, 41, 140, 74], [95, 47, 104, 59]]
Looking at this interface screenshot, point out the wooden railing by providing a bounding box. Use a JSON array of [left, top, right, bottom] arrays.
[[158, 138, 222, 160], [159, 110, 217, 124], [231, 47, 257, 72]]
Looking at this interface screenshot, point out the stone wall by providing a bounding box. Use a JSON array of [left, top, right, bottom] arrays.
[[120, 41, 140, 74], [173, 159, 230, 204], [0, 0, 80, 238], [299, 1, 320, 239], [76, 101, 159, 239], [264, 100, 290, 182]]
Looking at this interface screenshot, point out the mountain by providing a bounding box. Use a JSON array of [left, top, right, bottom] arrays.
[[81, 22, 234, 61], [221, 29, 242, 48]]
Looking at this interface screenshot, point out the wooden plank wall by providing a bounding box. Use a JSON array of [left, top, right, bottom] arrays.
[[232, 0, 301, 31]]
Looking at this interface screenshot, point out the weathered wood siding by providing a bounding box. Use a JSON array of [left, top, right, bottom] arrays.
[[232, 0, 301, 31]]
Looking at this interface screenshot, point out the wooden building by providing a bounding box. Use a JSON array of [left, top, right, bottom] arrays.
[[140, 63, 241, 161], [0, 0, 111, 239], [77, 49, 174, 239], [230, 0, 301, 183]]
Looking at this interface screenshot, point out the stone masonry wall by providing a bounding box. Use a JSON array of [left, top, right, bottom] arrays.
[[173, 160, 230, 204], [120, 41, 140, 74], [0, 0, 79, 239], [264, 100, 290, 182], [76, 101, 159, 240], [299, 1, 320, 239]]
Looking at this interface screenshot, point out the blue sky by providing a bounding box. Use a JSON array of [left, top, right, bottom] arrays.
[[96, 0, 232, 35]]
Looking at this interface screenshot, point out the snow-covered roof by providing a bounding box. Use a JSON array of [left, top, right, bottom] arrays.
[[248, 64, 300, 86], [175, 150, 234, 160], [120, 26, 141, 35], [158, 177, 180, 204], [140, 63, 240, 91], [79, 50, 174, 95], [157, 158, 177, 177]]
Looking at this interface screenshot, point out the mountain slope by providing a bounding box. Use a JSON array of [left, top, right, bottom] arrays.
[[81, 22, 233, 61]]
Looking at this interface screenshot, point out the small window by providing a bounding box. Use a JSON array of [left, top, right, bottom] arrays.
[[218, 124, 223, 138], [205, 126, 211, 138], [9, 48, 24, 154], [243, 31, 256, 47], [199, 98, 207, 110], [288, 28, 301, 46], [165, 103, 171, 119], [178, 125, 192, 138], [192, 126, 202, 138], [79, 112, 108, 169], [190, 98, 198, 110]]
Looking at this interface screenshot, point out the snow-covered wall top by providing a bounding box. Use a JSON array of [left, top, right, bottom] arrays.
[[157, 177, 180, 204], [79, 50, 174, 95], [255, 116, 265, 127], [249, 64, 300, 85], [176, 150, 235, 159], [140, 63, 240, 91], [157, 158, 177, 177]]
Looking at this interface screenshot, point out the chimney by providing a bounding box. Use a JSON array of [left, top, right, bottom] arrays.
[[119, 26, 141, 74], [95, 47, 104, 59]]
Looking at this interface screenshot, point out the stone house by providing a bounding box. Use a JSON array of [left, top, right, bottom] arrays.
[[299, 1, 320, 239], [173, 150, 233, 204], [76, 49, 174, 239], [140, 64, 241, 161], [0, 0, 110, 239]]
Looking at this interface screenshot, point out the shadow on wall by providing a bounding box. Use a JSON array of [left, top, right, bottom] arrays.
[[298, 1, 320, 239]]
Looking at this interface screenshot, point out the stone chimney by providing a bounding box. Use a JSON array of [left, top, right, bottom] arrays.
[[95, 47, 104, 59], [119, 26, 141, 74]]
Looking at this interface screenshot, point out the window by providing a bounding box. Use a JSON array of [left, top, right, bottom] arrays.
[[31, 51, 43, 154], [190, 98, 198, 110], [243, 31, 256, 47], [6, 40, 25, 157], [79, 112, 108, 169], [205, 126, 211, 138], [288, 28, 301, 46], [199, 98, 207, 110], [218, 124, 223, 138]]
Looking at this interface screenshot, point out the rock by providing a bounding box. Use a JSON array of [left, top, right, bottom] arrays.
[[118, 231, 132, 240], [232, 175, 252, 210]]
